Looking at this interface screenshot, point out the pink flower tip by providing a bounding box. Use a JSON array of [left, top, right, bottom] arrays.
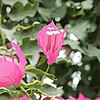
[[69, 93, 91, 100], [37, 20, 66, 65], [95, 98, 100, 100], [12, 95, 31, 100]]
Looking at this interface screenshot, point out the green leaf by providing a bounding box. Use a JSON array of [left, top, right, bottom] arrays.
[[38, 0, 56, 21], [21, 38, 40, 66], [83, 44, 100, 62], [38, 85, 64, 96], [93, 23, 100, 47], [26, 65, 55, 80], [81, 0, 93, 10], [0, 93, 11, 100], [13, 24, 43, 43], [38, 7, 52, 22], [21, 38, 40, 55], [1, 0, 28, 6], [0, 28, 15, 41], [64, 39, 85, 54], [65, 20, 90, 40], [39, 0, 56, 10], [52, 4, 67, 19], [32, 96, 37, 100], [8, 1, 39, 21]]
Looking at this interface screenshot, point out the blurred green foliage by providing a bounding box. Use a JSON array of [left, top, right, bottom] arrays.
[[0, 0, 100, 99]]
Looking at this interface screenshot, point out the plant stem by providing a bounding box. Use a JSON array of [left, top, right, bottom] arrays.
[[40, 64, 50, 85], [0, 0, 5, 45], [33, 65, 50, 95]]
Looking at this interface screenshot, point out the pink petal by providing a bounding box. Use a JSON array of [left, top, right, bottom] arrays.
[[0, 56, 19, 65], [12, 95, 31, 100], [12, 98, 18, 100], [20, 95, 30, 100], [11, 42, 27, 74], [69, 96, 76, 100], [0, 61, 22, 87], [43, 97, 51, 100], [95, 98, 100, 100], [78, 93, 91, 100], [55, 29, 66, 51], [37, 29, 48, 56]]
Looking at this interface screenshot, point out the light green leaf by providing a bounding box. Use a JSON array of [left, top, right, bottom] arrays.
[[52, 4, 67, 19], [38, 0, 56, 21], [26, 65, 55, 80], [32, 96, 37, 100], [38, 86, 64, 96], [1, 0, 28, 6], [21, 38, 40, 55], [13, 24, 43, 43], [21, 38, 41, 66], [8, 1, 39, 21], [81, 0, 93, 10], [39, 0, 56, 10], [0, 28, 15, 41], [83, 45, 100, 62], [64, 39, 85, 54], [65, 20, 90, 40], [38, 8, 52, 22]]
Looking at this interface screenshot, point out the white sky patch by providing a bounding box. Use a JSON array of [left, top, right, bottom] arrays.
[[68, 33, 78, 41], [6, 7, 11, 13]]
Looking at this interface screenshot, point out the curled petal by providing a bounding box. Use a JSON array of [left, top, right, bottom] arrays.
[[11, 42, 27, 73]]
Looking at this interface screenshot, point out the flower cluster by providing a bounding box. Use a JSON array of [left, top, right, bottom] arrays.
[[0, 20, 100, 100]]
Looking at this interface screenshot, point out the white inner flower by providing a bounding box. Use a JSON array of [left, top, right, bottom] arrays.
[[57, 49, 66, 59], [46, 27, 60, 35], [71, 51, 82, 65]]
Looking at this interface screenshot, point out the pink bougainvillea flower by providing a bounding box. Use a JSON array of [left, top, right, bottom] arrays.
[[0, 42, 27, 87], [95, 98, 100, 100], [69, 93, 91, 100], [12, 95, 30, 100], [37, 20, 66, 65]]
